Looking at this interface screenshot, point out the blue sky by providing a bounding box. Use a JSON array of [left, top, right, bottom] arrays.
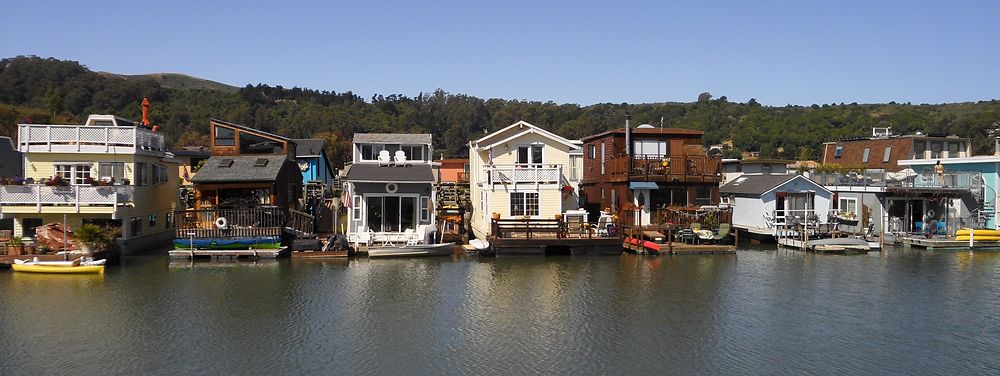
[[2, 0, 998, 106]]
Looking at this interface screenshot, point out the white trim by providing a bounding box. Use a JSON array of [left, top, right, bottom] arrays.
[[899, 155, 1000, 165], [476, 121, 580, 150], [760, 175, 832, 196]]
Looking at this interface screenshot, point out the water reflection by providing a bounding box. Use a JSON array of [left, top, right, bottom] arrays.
[[0, 250, 998, 375]]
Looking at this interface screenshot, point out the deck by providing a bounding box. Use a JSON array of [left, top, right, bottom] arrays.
[[489, 218, 622, 255], [290, 250, 348, 258], [168, 247, 289, 259], [902, 237, 1000, 251], [623, 241, 735, 255]]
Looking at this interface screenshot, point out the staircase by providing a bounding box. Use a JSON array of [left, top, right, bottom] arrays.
[[970, 176, 996, 228]]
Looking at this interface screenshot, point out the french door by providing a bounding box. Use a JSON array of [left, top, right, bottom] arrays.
[[365, 195, 417, 232]]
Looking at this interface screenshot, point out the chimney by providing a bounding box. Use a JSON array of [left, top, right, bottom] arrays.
[[624, 113, 632, 156], [141, 98, 151, 126]]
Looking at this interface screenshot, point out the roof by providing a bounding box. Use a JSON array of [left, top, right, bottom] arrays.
[[345, 163, 435, 183], [210, 118, 291, 142], [192, 155, 291, 183], [720, 174, 829, 196], [169, 148, 210, 158], [474, 121, 579, 150], [822, 134, 970, 144], [581, 127, 704, 142], [293, 139, 326, 157], [354, 133, 432, 145]]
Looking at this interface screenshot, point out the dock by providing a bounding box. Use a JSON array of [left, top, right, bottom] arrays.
[[623, 240, 736, 255], [168, 247, 289, 259], [902, 237, 1000, 251], [290, 250, 348, 258]]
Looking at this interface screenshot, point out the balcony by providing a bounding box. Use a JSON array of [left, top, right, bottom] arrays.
[[608, 155, 722, 183], [18, 124, 166, 155], [811, 169, 982, 191], [489, 164, 562, 184], [0, 185, 134, 210]]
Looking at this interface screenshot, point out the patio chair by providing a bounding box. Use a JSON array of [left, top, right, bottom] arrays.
[[349, 227, 373, 249], [378, 150, 392, 166], [708, 223, 731, 243], [394, 150, 408, 166]]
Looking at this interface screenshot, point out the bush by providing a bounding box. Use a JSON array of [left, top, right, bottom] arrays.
[[75, 224, 109, 250]]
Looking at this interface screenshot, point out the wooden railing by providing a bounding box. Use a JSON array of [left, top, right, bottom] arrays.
[[174, 207, 314, 239], [0, 185, 133, 208], [608, 154, 722, 182], [652, 207, 733, 228], [18, 124, 166, 154], [489, 164, 562, 184], [491, 218, 566, 239]]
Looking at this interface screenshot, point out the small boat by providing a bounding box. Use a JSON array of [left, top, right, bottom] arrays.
[[12, 258, 106, 273], [469, 239, 490, 251], [367, 243, 456, 258], [172, 236, 281, 250]]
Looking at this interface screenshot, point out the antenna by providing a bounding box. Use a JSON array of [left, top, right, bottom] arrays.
[[660, 116, 664, 129]]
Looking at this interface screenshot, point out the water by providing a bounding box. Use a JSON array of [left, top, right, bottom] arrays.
[[1, 248, 999, 375]]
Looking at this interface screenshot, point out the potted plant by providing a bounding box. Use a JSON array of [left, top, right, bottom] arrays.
[[35, 243, 49, 255], [7, 236, 24, 256], [75, 224, 109, 254]]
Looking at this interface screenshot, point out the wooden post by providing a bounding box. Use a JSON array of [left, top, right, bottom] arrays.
[[734, 227, 739, 247], [667, 225, 673, 254]]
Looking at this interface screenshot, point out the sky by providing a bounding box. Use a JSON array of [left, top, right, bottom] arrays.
[[2, 0, 999, 106]]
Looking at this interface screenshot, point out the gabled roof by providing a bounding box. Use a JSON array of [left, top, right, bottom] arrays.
[[345, 163, 435, 183], [192, 155, 292, 183], [293, 139, 326, 157], [720, 174, 829, 196], [580, 127, 704, 142], [210, 118, 291, 142], [474, 120, 579, 150], [354, 133, 432, 145]]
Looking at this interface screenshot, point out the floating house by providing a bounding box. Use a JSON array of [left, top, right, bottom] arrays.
[[580, 119, 722, 227], [0, 113, 180, 253], [343, 133, 437, 248], [821, 127, 971, 171], [721, 174, 833, 237], [171, 119, 312, 257]]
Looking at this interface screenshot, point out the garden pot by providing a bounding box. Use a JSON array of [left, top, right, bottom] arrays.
[[7, 245, 23, 256], [81, 244, 94, 254]]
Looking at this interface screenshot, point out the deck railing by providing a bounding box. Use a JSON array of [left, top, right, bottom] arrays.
[[608, 154, 722, 182], [0, 185, 133, 208], [18, 124, 166, 154], [174, 207, 314, 238], [651, 207, 733, 228], [811, 169, 982, 190], [489, 164, 562, 184]]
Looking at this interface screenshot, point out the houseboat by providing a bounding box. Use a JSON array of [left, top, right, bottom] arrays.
[[1, 108, 180, 257], [343, 133, 446, 256], [170, 119, 313, 258], [720, 174, 833, 240], [469, 120, 619, 255]]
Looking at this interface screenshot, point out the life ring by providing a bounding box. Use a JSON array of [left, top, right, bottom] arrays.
[[926, 209, 935, 218], [215, 217, 229, 229]]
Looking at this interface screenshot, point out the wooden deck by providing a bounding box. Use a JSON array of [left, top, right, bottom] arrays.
[[168, 247, 289, 259], [290, 250, 348, 258], [490, 238, 622, 256], [623, 241, 735, 255], [903, 237, 1000, 251]]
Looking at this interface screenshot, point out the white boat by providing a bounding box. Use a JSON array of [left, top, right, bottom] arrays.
[[367, 243, 456, 258], [469, 239, 490, 251]]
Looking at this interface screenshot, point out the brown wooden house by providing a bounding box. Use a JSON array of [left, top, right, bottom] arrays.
[[580, 124, 722, 225]]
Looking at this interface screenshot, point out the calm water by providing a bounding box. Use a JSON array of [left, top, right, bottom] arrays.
[[1, 248, 999, 375]]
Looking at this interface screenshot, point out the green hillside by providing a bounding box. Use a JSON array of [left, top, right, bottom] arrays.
[[2, 55, 1000, 167]]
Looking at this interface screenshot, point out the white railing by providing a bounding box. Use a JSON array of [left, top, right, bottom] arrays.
[[18, 124, 166, 154], [0, 185, 134, 209], [489, 164, 562, 184]]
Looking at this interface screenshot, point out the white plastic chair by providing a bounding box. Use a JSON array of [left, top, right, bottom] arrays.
[[378, 150, 392, 166], [350, 226, 373, 248], [394, 150, 408, 166]]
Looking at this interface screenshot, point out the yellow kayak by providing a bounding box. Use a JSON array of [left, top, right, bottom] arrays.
[[955, 236, 1000, 241], [11, 264, 105, 274], [955, 229, 1000, 236]]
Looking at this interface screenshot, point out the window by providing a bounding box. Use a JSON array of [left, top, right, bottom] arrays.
[[135, 162, 148, 186], [54, 164, 92, 185], [98, 162, 125, 183], [761, 165, 772, 175], [517, 145, 543, 166], [510, 192, 539, 216], [569, 155, 580, 181], [239, 132, 282, 155], [834, 145, 844, 158], [611, 189, 617, 211], [152, 164, 161, 185], [883, 146, 892, 163], [838, 197, 858, 215], [948, 142, 960, 158], [913, 142, 926, 159], [590, 145, 596, 159], [365, 195, 418, 232], [420, 196, 430, 222], [130, 217, 142, 236], [361, 144, 385, 161], [22, 218, 43, 237], [930, 142, 943, 159], [633, 140, 667, 156], [600, 143, 606, 174], [352, 196, 362, 221], [214, 126, 235, 146], [402, 145, 424, 161], [148, 214, 157, 228], [862, 147, 870, 163]]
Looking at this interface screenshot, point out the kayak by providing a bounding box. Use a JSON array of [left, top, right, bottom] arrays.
[[955, 229, 1000, 236], [955, 236, 1000, 241], [12, 264, 104, 274], [173, 236, 281, 250]]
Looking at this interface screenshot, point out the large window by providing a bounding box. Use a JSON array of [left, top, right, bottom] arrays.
[[239, 132, 282, 155], [569, 155, 581, 180], [214, 126, 235, 146], [402, 145, 424, 161], [930, 142, 943, 159], [510, 192, 539, 216], [98, 162, 125, 183], [633, 140, 667, 156], [913, 142, 926, 159], [361, 144, 385, 161], [54, 164, 92, 185], [517, 145, 543, 167], [948, 142, 961, 158], [365, 195, 418, 232]]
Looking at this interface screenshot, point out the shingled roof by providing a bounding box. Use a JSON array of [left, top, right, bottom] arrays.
[[192, 155, 292, 183], [344, 163, 435, 183], [293, 139, 325, 157]]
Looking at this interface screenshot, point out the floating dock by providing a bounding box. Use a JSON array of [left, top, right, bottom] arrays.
[[902, 237, 1000, 251], [168, 247, 289, 259], [623, 238, 736, 255]]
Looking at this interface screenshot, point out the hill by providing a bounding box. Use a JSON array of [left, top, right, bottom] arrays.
[[2, 55, 1000, 167], [99, 72, 239, 92]]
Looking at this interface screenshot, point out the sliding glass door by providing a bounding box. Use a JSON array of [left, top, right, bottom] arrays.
[[365, 195, 418, 232]]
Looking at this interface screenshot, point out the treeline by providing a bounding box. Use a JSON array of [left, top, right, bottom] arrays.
[[3, 55, 1000, 167]]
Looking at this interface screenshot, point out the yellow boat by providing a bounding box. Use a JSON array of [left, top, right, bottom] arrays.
[[11, 264, 105, 274], [955, 236, 1000, 241], [955, 229, 1000, 236]]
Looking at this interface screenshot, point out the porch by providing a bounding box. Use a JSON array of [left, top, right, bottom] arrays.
[[174, 207, 315, 239]]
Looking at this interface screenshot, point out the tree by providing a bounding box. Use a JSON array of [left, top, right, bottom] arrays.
[[697, 92, 712, 103], [44, 88, 63, 115]]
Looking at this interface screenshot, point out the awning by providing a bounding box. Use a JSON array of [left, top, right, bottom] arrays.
[[629, 182, 659, 190]]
